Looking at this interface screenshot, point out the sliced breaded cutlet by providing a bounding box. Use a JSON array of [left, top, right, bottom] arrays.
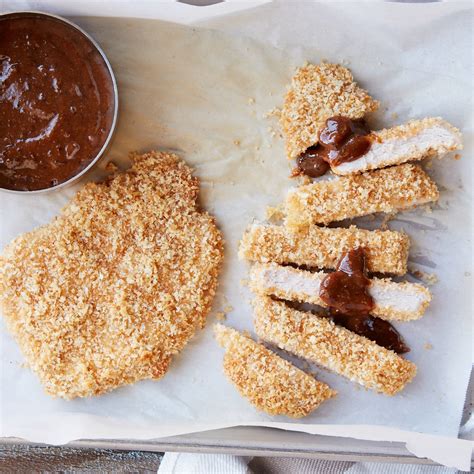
[[285, 163, 439, 228], [214, 324, 335, 418], [250, 263, 431, 321], [253, 296, 417, 396], [239, 223, 410, 276], [0, 151, 224, 399], [281, 62, 379, 160], [332, 118, 462, 175]]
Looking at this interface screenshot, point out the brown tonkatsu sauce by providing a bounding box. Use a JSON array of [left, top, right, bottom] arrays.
[[0, 14, 115, 191], [296, 116, 372, 177], [320, 247, 409, 354]]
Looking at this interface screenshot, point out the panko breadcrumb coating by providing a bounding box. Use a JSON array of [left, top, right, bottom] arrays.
[[239, 223, 410, 275], [0, 151, 224, 399], [214, 324, 335, 418], [249, 263, 431, 322], [253, 297, 417, 396], [281, 62, 379, 159], [332, 117, 463, 175], [285, 164, 439, 228]]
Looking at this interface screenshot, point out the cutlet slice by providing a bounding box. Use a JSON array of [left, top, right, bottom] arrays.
[[250, 263, 431, 321], [281, 62, 379, 160], [253, 296, 417, 396], [239, 223, 409, 276], [214, 324, 335, 418], [0, 151, 224, 399], [285, 163, 439, 228], [332, 118, 462, 175]]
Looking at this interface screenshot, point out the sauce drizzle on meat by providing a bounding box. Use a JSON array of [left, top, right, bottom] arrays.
[[296, 116, 372, 177], [320, 247, 409, 354]]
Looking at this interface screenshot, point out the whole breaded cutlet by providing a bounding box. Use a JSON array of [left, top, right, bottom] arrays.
[[0, 151, 224, 399]]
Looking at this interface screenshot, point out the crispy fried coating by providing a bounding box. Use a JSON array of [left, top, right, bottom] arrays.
[[281, 62, 379, 159], [0, 151, 224, 399], [239, 223, 410, 275], [214, 324, 335, 418], [253, 297, 417, 396], [285, 164, 439, 228]]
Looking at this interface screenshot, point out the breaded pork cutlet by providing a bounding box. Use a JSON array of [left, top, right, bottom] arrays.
[[214, 324, 335, 418], [253, 296, 417, 396], [332, 118, 462, 175], [239, 223, 410, 276], [250, 263, 431, 321], [285, 163, 439, 228], [281, 62, 379, 160], [0, 152, 224, 399]]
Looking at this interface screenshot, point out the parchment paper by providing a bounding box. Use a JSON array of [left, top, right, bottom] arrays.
[[1, 1, 472, 469]]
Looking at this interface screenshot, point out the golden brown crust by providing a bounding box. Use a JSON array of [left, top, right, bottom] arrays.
[[0, 151, 224, 399], [214, 324, 335, 418], [285, 164, 439, 228], [281, 62, 379, 159], [239, 224, 410, 275], [249, 263, 431, 321], [253, 297, 417, 396]]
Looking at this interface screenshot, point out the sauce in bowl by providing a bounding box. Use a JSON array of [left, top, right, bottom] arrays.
[[0, 13, 116, 191]]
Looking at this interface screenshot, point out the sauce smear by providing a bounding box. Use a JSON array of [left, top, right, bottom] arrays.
[[297, 116, 372, 177], [320, 247, 409, 354], [0, 14, 115, 191]]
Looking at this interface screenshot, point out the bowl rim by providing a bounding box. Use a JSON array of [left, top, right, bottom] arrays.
[[0, 10, 119, 194]]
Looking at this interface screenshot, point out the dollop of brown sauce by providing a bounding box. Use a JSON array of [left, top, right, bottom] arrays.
[[320, 247, 409, 354], [0, 14, 115, 191], [296, 146, 330, 178], [296, 116, 372, 177]]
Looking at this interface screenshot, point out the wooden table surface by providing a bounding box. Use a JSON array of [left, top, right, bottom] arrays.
[[0, 444, 163, 472]]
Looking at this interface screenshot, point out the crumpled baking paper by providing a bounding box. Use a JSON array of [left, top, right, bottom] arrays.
[[0, 1, 472, 470]]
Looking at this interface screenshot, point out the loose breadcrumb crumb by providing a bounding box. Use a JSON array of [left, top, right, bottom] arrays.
[[409, 268, 439, 286], [0, 151, 224, 399], [379, 212, 397, 230], [214, 324, 335, 418], [104, 161, 119, 173], [265, 107, 281, 119], [265, 205, 285, 221], [424, 343, 433, 350]]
